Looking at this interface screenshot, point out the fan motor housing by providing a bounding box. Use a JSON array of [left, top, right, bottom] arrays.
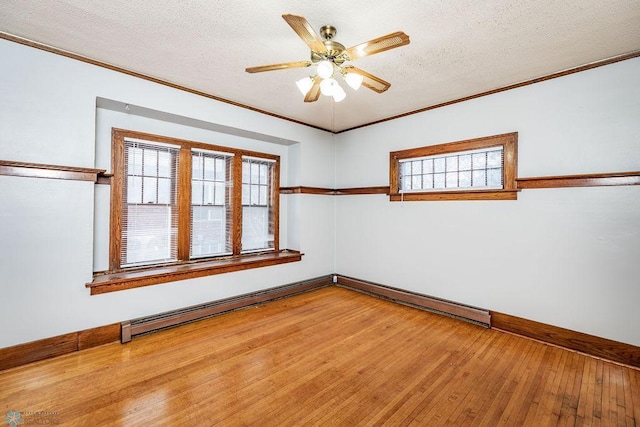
[[311, 25, 346, 65]]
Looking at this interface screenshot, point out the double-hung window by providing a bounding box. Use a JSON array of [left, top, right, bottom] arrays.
[[121, 140, 179, 267], [242, 157, 276, 252], [389, 133, 518, 201], [191, 150, 232, 258], [108, 129, 282, 277]]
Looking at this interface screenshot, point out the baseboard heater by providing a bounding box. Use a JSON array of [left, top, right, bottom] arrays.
[[336, 275, 491, 327], [120, 275, 333, 343]]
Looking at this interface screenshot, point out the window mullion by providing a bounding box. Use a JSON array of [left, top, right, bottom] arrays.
[[177, 147, 191, 261], [271, 160, 280, 251], [231, 155, 243, 255], [109, 131, 125, 272]]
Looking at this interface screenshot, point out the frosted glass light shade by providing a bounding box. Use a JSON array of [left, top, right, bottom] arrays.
[[320, 78, 339, 96], [317, 60, 334, 79], [296, 77, 314, 95], [332, 85, 346, 102], [345, 72, 364, 90]]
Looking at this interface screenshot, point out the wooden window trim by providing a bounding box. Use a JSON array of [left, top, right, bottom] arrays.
[[86, 250, 303, 295], [94, 128, 290, 293], [389, 132, 518, 201]]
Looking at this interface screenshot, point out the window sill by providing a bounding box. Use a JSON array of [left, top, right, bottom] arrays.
[[389, 189, 519, 201], [86, 250, 303, 295]]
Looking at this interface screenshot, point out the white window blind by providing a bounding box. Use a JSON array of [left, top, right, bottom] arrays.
[[191, 150, 233, 258], [399, 146, 504, 192], [122, 140, 179, 267], [241, 157, 274, 252]]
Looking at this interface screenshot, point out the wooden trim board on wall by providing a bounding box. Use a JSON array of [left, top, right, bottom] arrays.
[[280, 171, 640, 197], [336, 275, 491, 327], [492, 312, 640, 368], [516, 171, 640, 189], [0, 324, 120, 371], [0, 160, 105, 183]]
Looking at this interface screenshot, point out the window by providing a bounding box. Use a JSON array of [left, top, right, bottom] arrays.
[[107, 129, 286, 278], [242, 157, 276, 252], [191, 150, 232, 258], [389, 133, 518, 201], [122, 140, 179, 267]]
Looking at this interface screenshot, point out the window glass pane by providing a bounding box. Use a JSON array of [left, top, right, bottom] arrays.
[[446, 172, 458, 188], [127, 176, 142, 204], [158, 151, 171, 178], [459, 171, 471, 188], [259, 164, 268, 185], [242, 206, 272, 251], [215, 158, 225, 181], [192, 154, 203, 180], [412, 160, 422, 175], [242, 183, 250, 205], [214, 183, 225, 205], [459, 155, 471, 171], [251, 163, 260, 183], [128, 147, 143, 175], [203, 181, 215, 205], [411, 176, 421, 190], [423, 174, 433, 189], [402, 161, 411, 175], [192, 181, 203, 205], [143, 149, 158, 176], [434, 158, 445, 173], [251, 184, 260, 205], [242, 161, 250, 183], [157, 178, 171, 204], [259, 185, 268, 205], [125, 205, 173, 265], [423, 159, 433, 174], [487, 168, 502, 187], [434, 173, 445, 188], [204, 157, 216, 180], [446, 156, 458, 171], [191, 206, 227, 257], [487, 150, 502, 168], [142, 177, 157, 203], [472, 170, 486, 186], [402, 176, 411, 191], [472, 153, 486, 169]]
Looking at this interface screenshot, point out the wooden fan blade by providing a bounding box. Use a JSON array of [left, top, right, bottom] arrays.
[[245, 61, 312, 73], [282, 14, 327, 53], [304, 78, 321, 102], [344, 31, 410, 61], [344, 66, 391, 93]]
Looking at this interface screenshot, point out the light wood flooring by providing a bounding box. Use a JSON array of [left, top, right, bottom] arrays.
[[1, 286, 639, 426]]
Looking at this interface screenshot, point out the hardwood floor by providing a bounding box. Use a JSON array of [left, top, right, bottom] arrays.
[[1, 286, 638, 426]]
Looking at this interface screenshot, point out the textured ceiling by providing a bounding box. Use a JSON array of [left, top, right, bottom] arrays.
[[1, 1, 639, 132]]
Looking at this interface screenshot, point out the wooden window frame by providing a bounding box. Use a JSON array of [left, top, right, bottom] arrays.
[[389, 132, 518, 201], [87, 128, 298, 295]]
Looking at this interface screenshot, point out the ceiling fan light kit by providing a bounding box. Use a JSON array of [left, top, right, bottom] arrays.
[[246, 14, 410, 103]]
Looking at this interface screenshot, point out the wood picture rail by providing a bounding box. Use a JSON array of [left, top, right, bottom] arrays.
[[281, 171, 640, 196], [516, 171, 640, 189], [0, 160, 105, 182]]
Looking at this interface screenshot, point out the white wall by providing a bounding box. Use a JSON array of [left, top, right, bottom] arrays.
[[335, 58, 640, 346], [1, 36, 638, 350], [0, 39, 336, 348]]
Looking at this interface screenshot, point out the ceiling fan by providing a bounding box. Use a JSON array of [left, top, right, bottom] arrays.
[[246, 14, 410, 102]]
